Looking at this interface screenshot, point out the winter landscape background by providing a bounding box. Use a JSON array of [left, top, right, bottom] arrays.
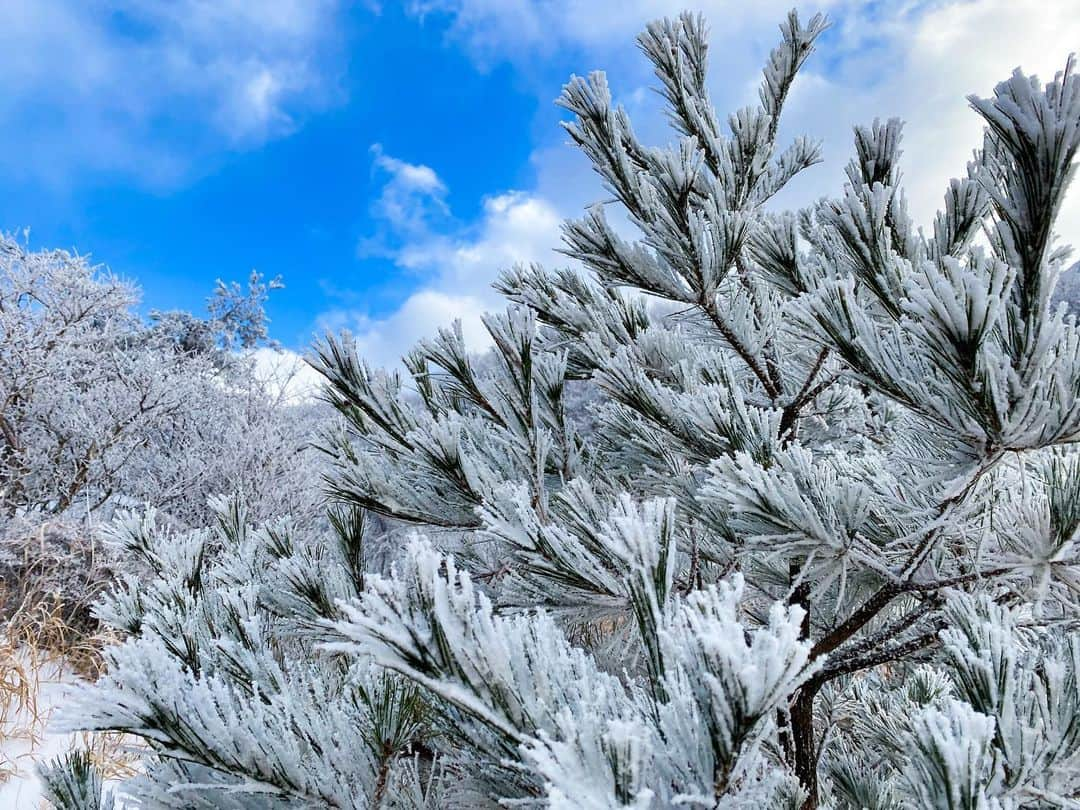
[[3, 1, 1080, 808]]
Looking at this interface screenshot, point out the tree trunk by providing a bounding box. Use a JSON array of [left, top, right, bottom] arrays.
[[789, 570, 819, 809], [791, 683, 820, 810]]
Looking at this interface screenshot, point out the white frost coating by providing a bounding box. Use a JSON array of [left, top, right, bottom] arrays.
[[900, 700, 1002, 809], [48, 9, 1080, 810]]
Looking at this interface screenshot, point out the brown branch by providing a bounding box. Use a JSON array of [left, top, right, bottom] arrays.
[[475, 562, 513, 583], [0, 412, 20, 452], [779, 347, 830, 440], [791, 680, 821, 807], [793, 348, 830, 406], [898, 454, 1002, 580], [810, 457, 1001, 661], [810, 584, 900, 660], [811, 627, 943, 688], [904, 556, 1080, 593], [821, 598, 939, 672], [701, 298, 781, 399], [798, 373, 842, 410]]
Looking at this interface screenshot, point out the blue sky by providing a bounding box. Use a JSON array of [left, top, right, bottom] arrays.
[[2, 0, 1077, 362]]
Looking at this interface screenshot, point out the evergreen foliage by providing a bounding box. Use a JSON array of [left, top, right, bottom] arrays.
[[38, 750, 114, 810], [59, 10, 1080, 809]]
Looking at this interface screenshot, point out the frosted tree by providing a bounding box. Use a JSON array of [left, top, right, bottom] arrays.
[[0, 240, 323, 527], [148, 269, 285, 364], [62, 10, 1080, 810], [0, 240, 328, 685], [1052, 260, 1080, 316], [0, 240, 145, 516]]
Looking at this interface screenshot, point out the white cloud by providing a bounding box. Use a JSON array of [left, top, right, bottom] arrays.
[[415, 0, 1080, 244], [759, 0, 1080, 249], [323, 150, 563, 368], [360, 145, 451, 251], [409, 0, 846, 65], [895, 0, 1080, 244], [321, 289, 492, 369], [0, 0, 347, 186], [334, 1, 1080, 368]]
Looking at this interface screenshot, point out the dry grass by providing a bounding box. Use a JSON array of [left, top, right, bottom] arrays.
[[0, 517, 143, 799], [0, 607, 143, 799], [0, 633, 47, 784], [2, 588, 112, 683], [1, 518, 115, 678], [74, 729, 143, 782]]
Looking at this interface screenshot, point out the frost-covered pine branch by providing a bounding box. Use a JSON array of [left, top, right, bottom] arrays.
[[60, 9, 1080, 810], [37, 750, 115, 810]]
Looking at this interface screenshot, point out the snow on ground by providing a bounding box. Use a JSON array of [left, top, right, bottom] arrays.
[[0, 651, 76, 808], [0, 650, 134, 809]]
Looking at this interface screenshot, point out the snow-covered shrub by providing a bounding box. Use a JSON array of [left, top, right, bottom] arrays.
[[38, 750, 114, 810], [0, 239, 327, 529], [0, 517, 115, 669], [0, 237, 331, 707], [64, 11, 1080, 809], [1053, 260, 1080, 316]]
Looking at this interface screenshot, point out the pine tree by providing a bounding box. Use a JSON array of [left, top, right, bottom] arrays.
[[57, 10, 1080, 809]]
